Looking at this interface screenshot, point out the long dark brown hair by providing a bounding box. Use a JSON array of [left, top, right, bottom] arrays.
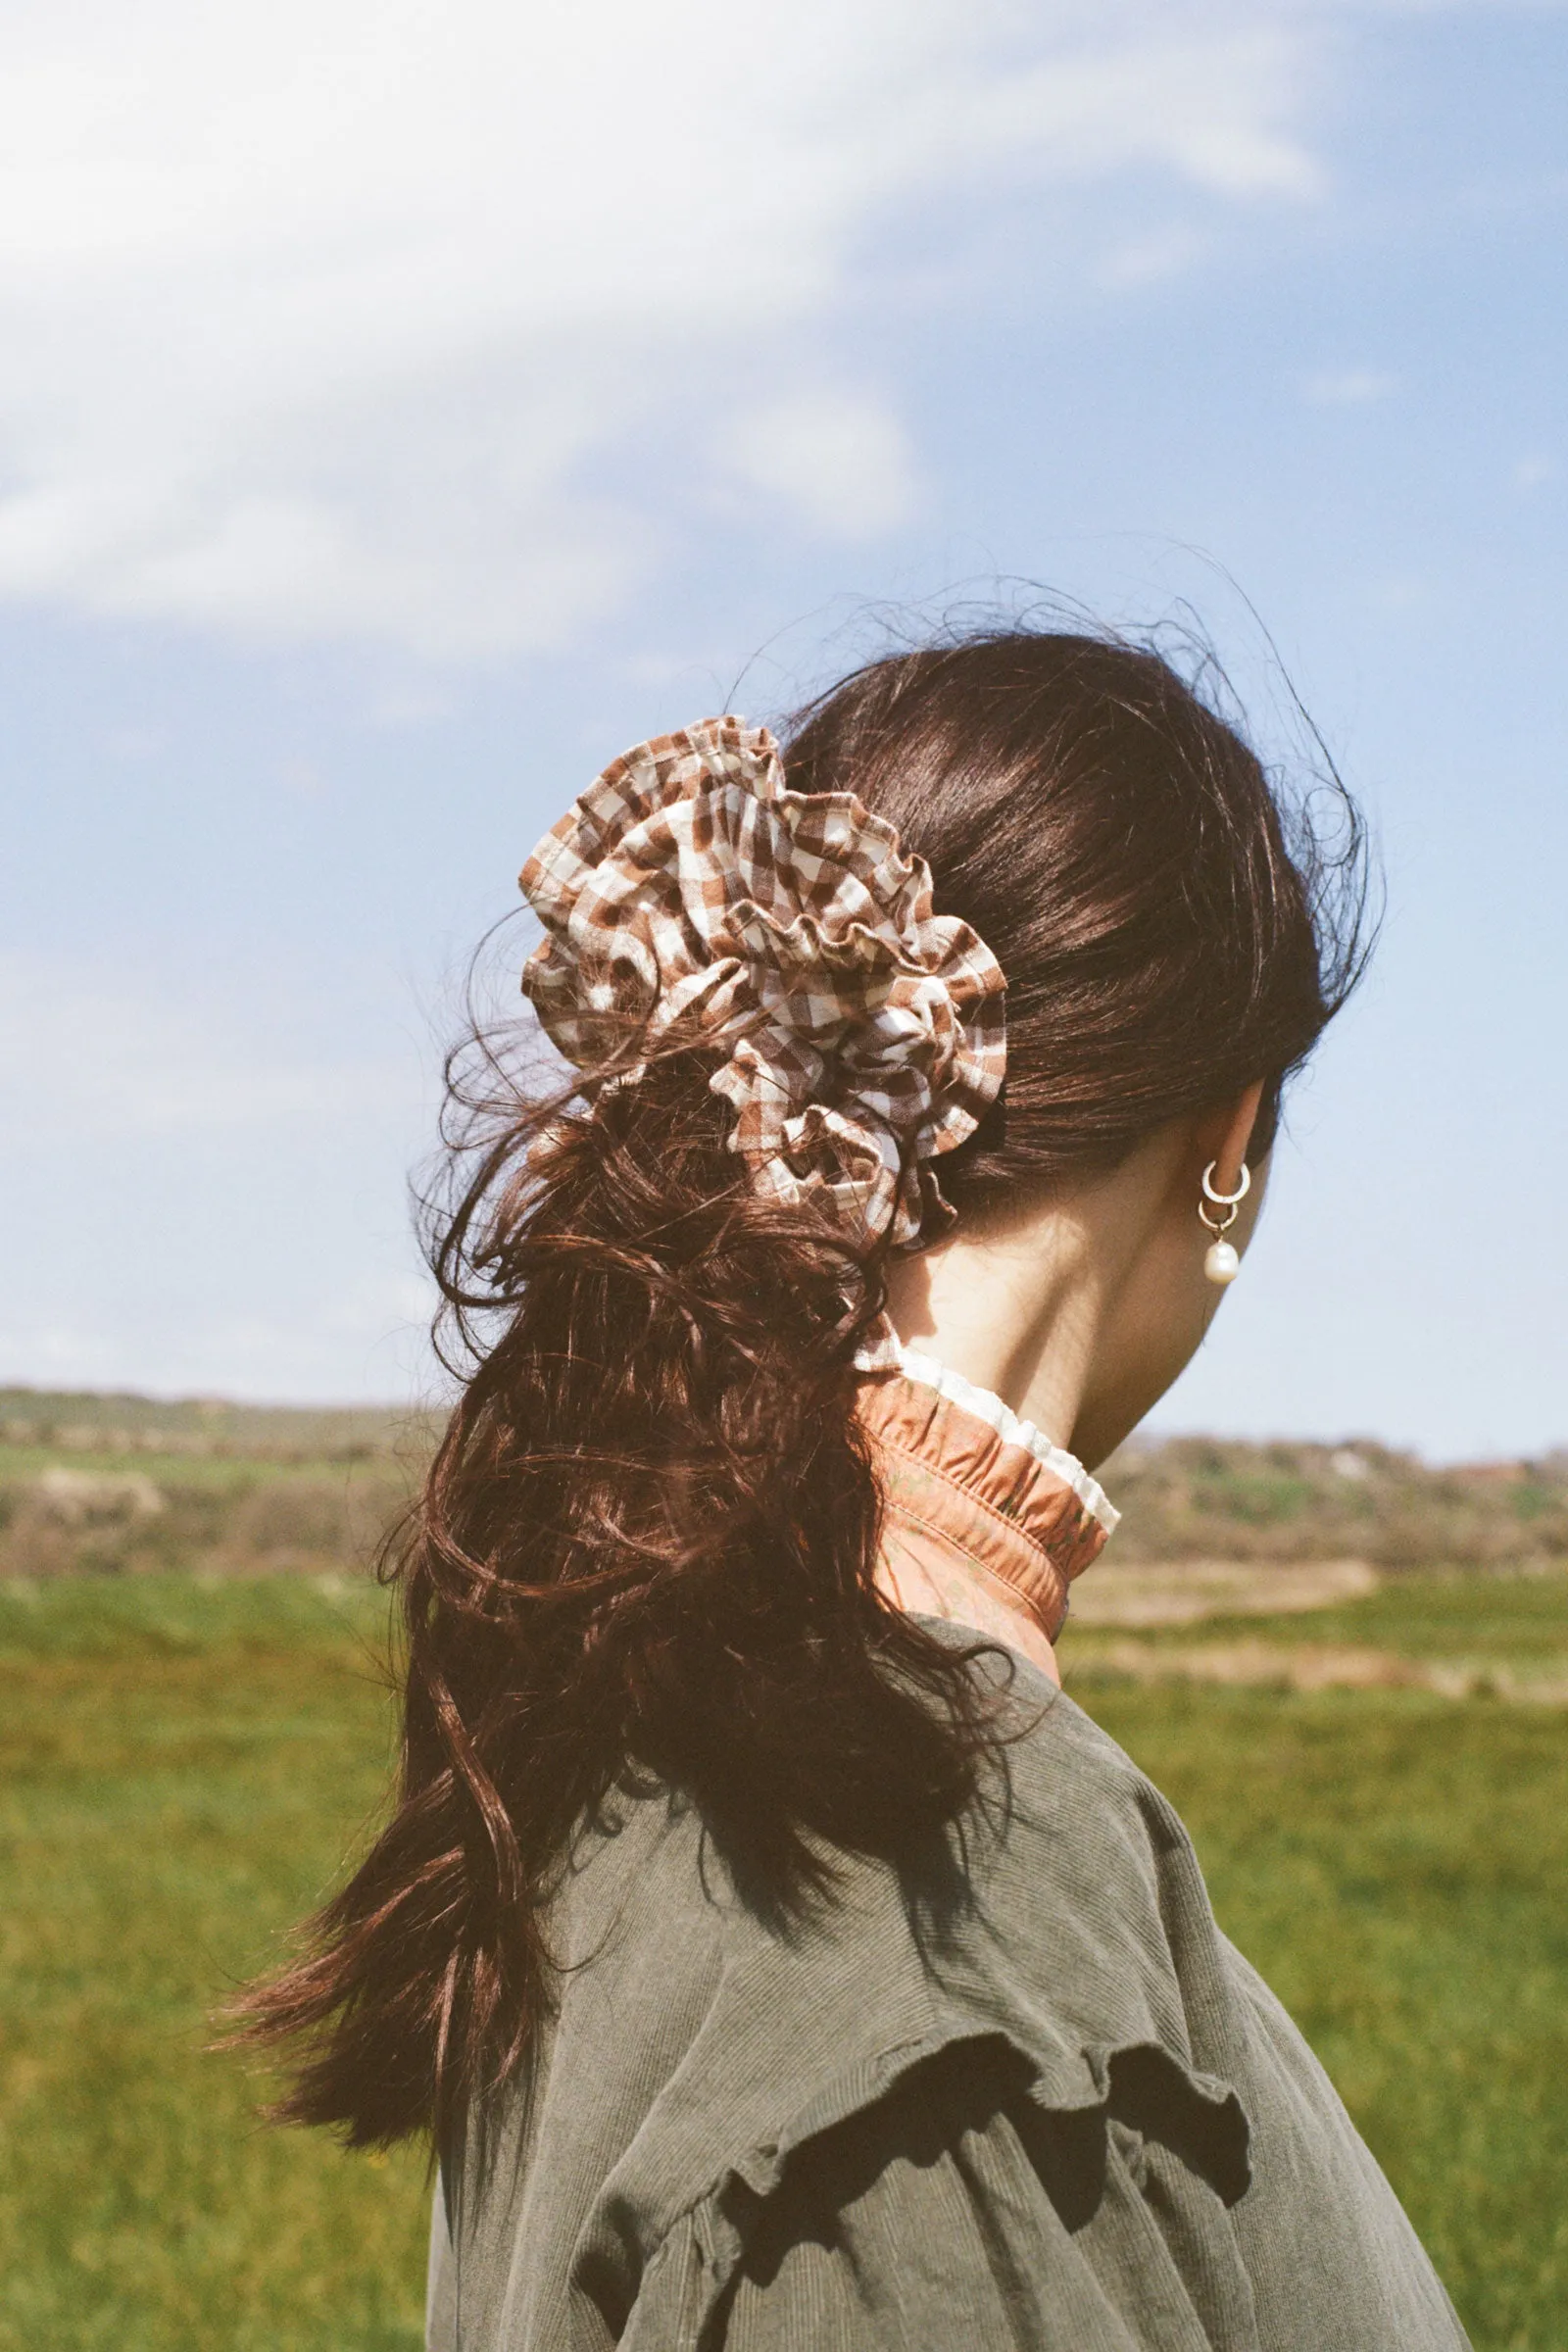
[[235, 625, 1370, 2147]]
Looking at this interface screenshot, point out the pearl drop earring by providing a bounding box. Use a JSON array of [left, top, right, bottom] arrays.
[[1199, 1159, 1251, 1286]]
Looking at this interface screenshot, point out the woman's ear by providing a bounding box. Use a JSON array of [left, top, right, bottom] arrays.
[[1201, 1078, 1268, 1194]]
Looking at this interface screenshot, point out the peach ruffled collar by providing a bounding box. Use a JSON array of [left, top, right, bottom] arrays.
[[858, 1345, 1117, 1684]]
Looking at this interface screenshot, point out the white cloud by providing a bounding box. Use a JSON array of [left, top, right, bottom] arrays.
[[1302, 366, 1398, 406], [718, 390, 918, 540], [0, 953, 423, 1142], [0, 1280, 441, 1404], [0, 0, 1331, 657], [1099, 224, 1212, 287], [0, 950, 444, 1401]]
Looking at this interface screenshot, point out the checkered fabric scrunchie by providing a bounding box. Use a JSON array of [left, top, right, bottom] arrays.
[[519, 715, 1007, 1267]]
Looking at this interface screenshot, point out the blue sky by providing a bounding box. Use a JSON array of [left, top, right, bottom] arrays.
[[2, 0, 1565, 1457]]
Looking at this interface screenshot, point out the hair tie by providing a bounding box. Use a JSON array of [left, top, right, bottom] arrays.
[[519, 716, 1006, 1273]]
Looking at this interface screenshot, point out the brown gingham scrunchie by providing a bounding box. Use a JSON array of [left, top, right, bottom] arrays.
[[519, 715, 1006, 1264]]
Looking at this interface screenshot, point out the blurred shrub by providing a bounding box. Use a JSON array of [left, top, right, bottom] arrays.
[[225, 1473, 407, 1569], [0, 1464, 410, 1578], [2, 1469, 168, 1576]]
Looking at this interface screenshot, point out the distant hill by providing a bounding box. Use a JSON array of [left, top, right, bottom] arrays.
[[0, 1386, 440, 1463], [0, 1387, 1563, 1580], [1101, 1432, 1568, 1572], [0, 1387, 442, 1579]]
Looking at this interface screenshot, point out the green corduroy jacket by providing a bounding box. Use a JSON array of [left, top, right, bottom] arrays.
[[427, 1633, 1469, 2351]]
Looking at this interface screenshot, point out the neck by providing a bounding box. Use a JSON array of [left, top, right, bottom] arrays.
[[882, 1129, 1185, 1461]]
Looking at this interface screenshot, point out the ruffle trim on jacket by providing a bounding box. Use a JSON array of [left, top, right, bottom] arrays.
[[608, 2034, 1248, 2347]]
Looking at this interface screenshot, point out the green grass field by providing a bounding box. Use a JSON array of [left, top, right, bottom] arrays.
[[1, 1570, 1564, 2351]]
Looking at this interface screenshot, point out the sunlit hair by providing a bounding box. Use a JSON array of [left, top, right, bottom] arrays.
[[232, 625, 1371, 2147]]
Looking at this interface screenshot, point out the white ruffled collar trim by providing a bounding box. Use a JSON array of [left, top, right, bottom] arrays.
[[888, 1339, 1119, 1536]]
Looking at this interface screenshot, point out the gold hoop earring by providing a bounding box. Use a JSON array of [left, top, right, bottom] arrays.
[[1200, 1159, 1250, 1287]]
